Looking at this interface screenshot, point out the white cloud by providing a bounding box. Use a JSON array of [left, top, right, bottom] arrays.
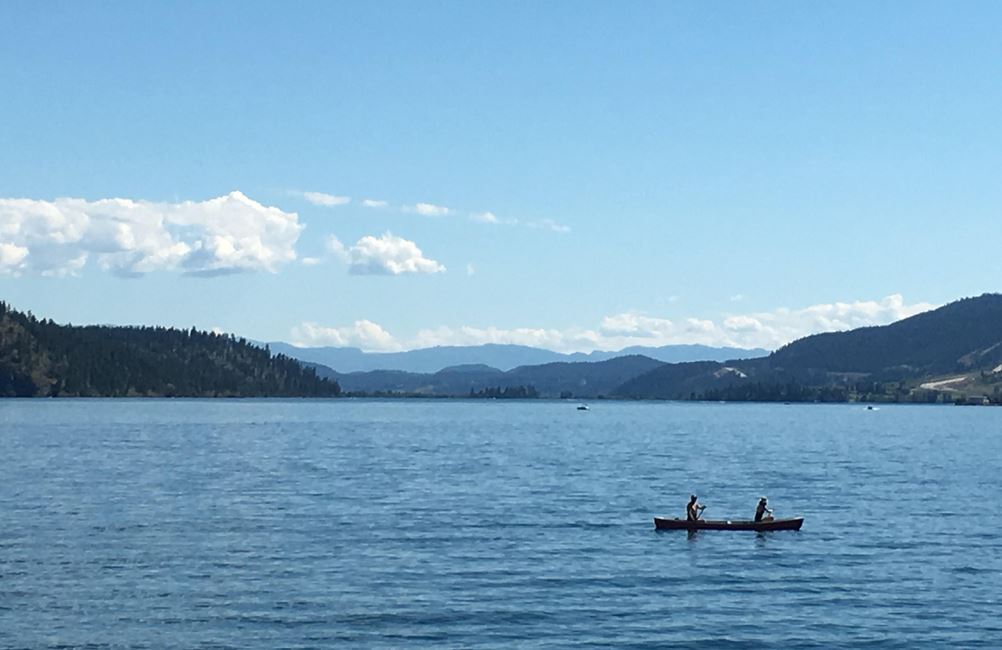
[[409, 202, 451, 217], [729, 293, 746, 302], [290, 294, 938, 354], [291, 320, 401, 352], [301, 256, 322, 266], [527, 218, 571, 233], [292, 186, 571, 236], [412, 325, 595, 351], [0, 191, 303, 276], [326, 235, 347, 259], [722, 315, 762, 332], [466, 263, 476, 276], [303, 191, 350, 207], [0, 243, 29, 274], [329, 232, 445, 275], [471, 211, 499, 224], [471, 211, 518, 226], [595, 294, 936, 350], [599, 313, 673, 338]]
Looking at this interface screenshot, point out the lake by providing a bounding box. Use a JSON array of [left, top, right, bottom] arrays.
[[1, 399, 1000, 648]]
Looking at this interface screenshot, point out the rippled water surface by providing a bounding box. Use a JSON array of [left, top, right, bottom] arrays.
[[2, 399, 1001, 648]]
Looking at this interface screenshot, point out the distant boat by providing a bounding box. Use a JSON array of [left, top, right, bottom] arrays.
[[654, 516, 804, 532], [576, 404, 589, 411], [866, 405, 879, 411]]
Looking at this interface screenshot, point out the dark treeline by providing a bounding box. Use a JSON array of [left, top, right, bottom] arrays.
[[700, 382, 851, 403], [468, 385, 539, 399], [0, 301, 341, 397]]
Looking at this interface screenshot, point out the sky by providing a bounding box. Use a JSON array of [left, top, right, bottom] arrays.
[[1, 2, 1000, 353]]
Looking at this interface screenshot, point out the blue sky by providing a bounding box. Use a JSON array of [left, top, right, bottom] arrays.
[[1, 2, 999, 352]]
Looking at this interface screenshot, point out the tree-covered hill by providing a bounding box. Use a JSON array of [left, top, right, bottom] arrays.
[[614, 293, 1002, 402], [0, 302, 341, 397], [767, 294, 1002, 376]]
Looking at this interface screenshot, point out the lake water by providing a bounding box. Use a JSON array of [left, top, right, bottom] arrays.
[[1, 399, 1001, 648]]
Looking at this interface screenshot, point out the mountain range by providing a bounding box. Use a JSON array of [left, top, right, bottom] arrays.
[[4, 293, 1002, 403], [267, 341, 768, 374], [314, 294, 1002, 403], [313, 355, 665, 398]]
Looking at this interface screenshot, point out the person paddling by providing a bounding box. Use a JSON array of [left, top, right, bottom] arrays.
[[755, 496, 774, 522], [687, 495, 705, 521]]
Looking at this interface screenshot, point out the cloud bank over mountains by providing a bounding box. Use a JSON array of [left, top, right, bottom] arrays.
[[291, 294, 937, 353], [0, 191, 302, 276]]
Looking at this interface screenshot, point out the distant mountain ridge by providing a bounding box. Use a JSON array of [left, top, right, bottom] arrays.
[[311, 355, 665, 398], [269, 341, 768, 374], [310, 293, 1002, 403]]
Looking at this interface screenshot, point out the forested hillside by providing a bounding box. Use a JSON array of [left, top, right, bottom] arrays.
[[615, 294, 1002, 403], [767, 294, 1002, 375], [0, 302, 341, 397]]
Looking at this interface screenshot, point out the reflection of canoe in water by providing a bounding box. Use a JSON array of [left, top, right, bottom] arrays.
[[654, 516, 804, 531]]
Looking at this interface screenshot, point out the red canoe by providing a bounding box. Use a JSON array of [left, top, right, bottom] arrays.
[[654, 516, 804, 531]]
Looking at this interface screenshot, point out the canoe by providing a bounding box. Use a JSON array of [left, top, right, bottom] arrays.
[[654, 516, 804, 531]]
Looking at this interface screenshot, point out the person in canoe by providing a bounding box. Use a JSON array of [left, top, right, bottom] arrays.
[[755, 496, 774, 522], [687, 495, 705, 521]]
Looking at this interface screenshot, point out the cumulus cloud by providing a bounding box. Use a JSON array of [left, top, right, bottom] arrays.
[[291, 319, 401, 352], [0, 191, 303, 277], [303, 191, 350, 207], [291, 294, 937, 354], [0, 243, 29, 273], [328, 232, 444, 275], [362, 199, 388, 208], [409, 202, 451, 217]]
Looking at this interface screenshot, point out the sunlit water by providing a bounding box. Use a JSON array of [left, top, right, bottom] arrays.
[[1, 399, 1000, 648]]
